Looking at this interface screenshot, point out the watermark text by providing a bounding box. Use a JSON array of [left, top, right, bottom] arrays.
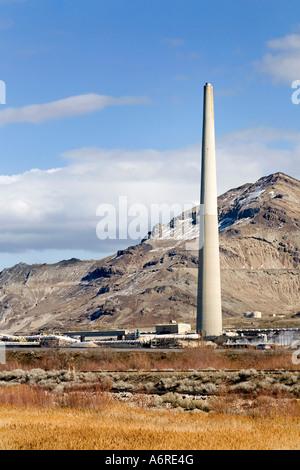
[[291, 80, 300, 104], [0, 80, 6, 105], [96, 197, 203, 250]]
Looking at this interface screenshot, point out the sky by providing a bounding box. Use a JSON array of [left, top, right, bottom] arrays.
[[0, 0, 300, 269]]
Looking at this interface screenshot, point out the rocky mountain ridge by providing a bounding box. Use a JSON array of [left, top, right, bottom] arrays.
[[0, 172, 299, 335]]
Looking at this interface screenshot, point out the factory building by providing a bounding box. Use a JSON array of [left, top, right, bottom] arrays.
[[155, 322, 191, 335], [244, 311, 262, 319]]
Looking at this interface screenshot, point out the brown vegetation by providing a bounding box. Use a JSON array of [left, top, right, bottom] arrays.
[[1, 347, 299, 372], [0, 397, 299, 450], [0, 348, 299, 449]]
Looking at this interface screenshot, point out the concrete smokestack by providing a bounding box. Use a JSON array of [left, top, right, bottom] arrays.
[[196, 83, 223, 338]]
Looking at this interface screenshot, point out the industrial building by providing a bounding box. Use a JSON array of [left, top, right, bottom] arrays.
[[155, 322, 191, 335], [244, 311, 262, 319]]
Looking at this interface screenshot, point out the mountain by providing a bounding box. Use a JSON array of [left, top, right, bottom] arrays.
[[0, 172, 299, 335]]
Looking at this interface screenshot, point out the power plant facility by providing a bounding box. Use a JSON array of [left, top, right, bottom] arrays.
[[1, 321, 300, 350]]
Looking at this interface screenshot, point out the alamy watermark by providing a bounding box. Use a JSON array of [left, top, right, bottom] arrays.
[[96, 197, 202, 251], [291, 80, 300, 104], [0, 344, 6, 365], [292, 341, 300, 365], [0, 80, 6, 105]]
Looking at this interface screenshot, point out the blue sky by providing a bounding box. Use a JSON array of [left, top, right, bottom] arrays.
[[0, 0, 299, 269]]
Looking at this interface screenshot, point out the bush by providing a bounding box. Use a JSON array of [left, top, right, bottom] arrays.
[[160, 392, 209, 411], [230, 381, 257, 394]]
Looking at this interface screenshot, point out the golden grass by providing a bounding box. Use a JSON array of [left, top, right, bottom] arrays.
[[0, 402, 299, 450], [0, 348, 299, 450]]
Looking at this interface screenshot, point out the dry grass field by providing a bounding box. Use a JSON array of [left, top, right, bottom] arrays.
[[0, 400, 299, 450], [0, 348, 299, 450], [0, 383, 299, 450]]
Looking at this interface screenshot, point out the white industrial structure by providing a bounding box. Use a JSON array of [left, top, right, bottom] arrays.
[[244, 311, 262, 319], [156, 322, 191, 335], [196, 83, 223, 338]]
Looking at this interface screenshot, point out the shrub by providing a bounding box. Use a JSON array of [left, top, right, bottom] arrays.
[[0, 385, 52, 408], [230, 381, 257, 394]]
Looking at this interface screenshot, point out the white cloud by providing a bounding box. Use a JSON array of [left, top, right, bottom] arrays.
[[255, 32, 300, 83], [163, 38, 184, 47], [0, 127, 298, 260], [216, 126, 300, 190], [0, 93, 150, 127]]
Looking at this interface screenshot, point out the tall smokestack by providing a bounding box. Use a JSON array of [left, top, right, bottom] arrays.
[[196, 83, 223, 338]]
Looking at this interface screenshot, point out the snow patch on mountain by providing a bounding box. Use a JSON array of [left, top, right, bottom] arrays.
[[147, 180, 269, 240]]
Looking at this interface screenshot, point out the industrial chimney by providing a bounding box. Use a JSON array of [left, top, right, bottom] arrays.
[[196, 83, 223, 338]]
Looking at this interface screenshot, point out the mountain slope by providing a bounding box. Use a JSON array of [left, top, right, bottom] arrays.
[[0, 172, 299, 334]]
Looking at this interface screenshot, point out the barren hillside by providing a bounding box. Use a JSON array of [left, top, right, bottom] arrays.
[[0, 172, 299, 334]]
